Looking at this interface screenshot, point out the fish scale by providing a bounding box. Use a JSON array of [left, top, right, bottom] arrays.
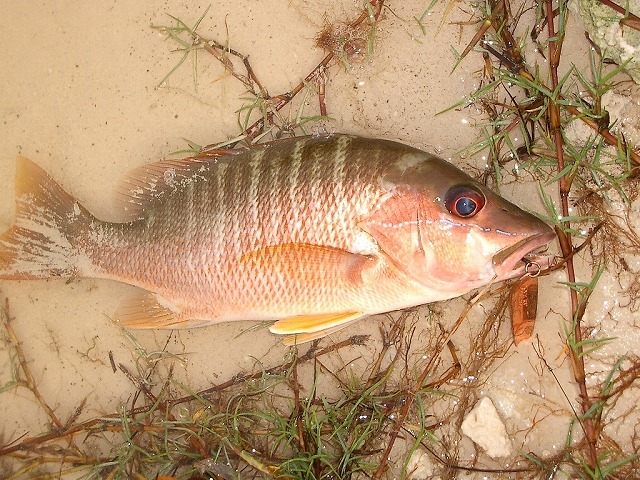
[[0, 134, 555, 343]]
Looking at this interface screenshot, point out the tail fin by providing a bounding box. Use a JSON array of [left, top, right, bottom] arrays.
[[0, 156, 93, 279]]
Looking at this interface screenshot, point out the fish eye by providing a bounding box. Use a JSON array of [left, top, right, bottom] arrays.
[[444, 185, 485, 218]]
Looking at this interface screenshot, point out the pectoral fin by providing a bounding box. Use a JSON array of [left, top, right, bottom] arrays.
[[116, 292, 209, 329], [238, 243, 377, 286]]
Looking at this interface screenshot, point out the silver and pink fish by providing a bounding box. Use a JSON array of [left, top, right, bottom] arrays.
[[0, 134, 555, 343]]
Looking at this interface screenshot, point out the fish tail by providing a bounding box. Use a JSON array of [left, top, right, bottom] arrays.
[[0, 156, 93, 279]]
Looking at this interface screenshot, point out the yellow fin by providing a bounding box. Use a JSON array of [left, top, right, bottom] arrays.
[[282, 320, 362, 346], [116, 293, 208, 329], [270, 311, 363, 335]]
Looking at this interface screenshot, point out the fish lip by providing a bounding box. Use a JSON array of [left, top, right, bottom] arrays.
[[492, 231, 556, 279]]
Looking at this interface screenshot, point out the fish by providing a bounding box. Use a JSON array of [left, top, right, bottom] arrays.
[[0, 134, 555, 344]]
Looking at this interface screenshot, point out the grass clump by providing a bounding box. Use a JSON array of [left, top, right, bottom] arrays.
[[443, 0, 640, 476]]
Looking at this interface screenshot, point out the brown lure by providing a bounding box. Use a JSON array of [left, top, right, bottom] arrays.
[[510, 274, 539, 345]]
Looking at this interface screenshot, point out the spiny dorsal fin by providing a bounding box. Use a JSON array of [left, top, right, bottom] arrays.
[[113, 150, 246, 222], [111, 137, 325, 222]]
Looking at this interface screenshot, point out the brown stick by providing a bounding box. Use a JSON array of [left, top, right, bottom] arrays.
[[1, 299, 64, 431], [200, 0, 386, 148], [543, 0, 598, 468], [0, 334, 366, 457], [372, 283, 496, 479], [597, 0, 640, 23]]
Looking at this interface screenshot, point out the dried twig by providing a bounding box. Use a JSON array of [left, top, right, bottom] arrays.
[[1, 299, 64, 431], [198, 0, 386, 147], [0, 333, 365, 457], [542, 0, 598, 468], [373, 281, 497, 479]]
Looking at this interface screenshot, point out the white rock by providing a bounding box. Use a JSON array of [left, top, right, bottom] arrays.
[[461, 397, 513, 458], [406, 450, 435, 479], [602, 86, 640, 147], [574, 0, 640, 83]]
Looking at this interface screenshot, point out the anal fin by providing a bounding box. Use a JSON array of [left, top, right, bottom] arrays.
[[116, 292, 208, 329]]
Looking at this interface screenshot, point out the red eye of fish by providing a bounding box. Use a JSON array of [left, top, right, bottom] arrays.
[[444, 185, 485, 218]]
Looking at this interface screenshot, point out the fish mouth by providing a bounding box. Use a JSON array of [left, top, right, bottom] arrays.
[[492, 231, 556, 279]]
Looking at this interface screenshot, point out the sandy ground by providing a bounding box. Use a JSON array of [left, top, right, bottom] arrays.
[[1, 1, 639, 478]]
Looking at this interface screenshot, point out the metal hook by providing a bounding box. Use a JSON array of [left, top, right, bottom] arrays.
[[524, 259, 542, 277]]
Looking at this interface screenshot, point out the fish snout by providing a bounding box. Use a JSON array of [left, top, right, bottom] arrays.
[[492, 228, 556, 280]]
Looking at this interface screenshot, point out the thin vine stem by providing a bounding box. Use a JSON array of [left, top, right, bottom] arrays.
[[543, 0, 598, 469]]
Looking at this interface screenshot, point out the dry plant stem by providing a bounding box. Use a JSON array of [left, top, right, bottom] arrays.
[[543, 0, 598, 469], [491, 0, 523, 66], [291, 358, 307, 453], [202, 41, 268, 98], [372, 284, 494, 479], [515, 76, 640, 169], [540, 223, 602, 276], [365, 314, 408, 386], [425, 340, 461, 388], [621, 17, 640, 30], [185, 335, 365, 402], [597, 0, 640, 23], [460, 0, 519, 63], [459, 0, 504, 61], [493, 89, 640, 171], [200, 0, 385, 148], [466, 3, 640, 169], [515, 70, 640, 168], [0, 333, 366, 458], [317, 68, 328, 118], [563, 103, 640, 170], [1, 299, 64, 431]]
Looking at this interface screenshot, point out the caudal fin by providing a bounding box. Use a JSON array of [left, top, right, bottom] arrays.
[[0, 156, 93, 279]]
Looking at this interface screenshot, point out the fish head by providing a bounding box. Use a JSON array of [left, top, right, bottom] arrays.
[[361, 152, 556, 299]]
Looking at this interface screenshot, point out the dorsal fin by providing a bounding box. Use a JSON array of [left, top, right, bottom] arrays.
[[112, 136, 325, 221], [113, 150, 245, 222]]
